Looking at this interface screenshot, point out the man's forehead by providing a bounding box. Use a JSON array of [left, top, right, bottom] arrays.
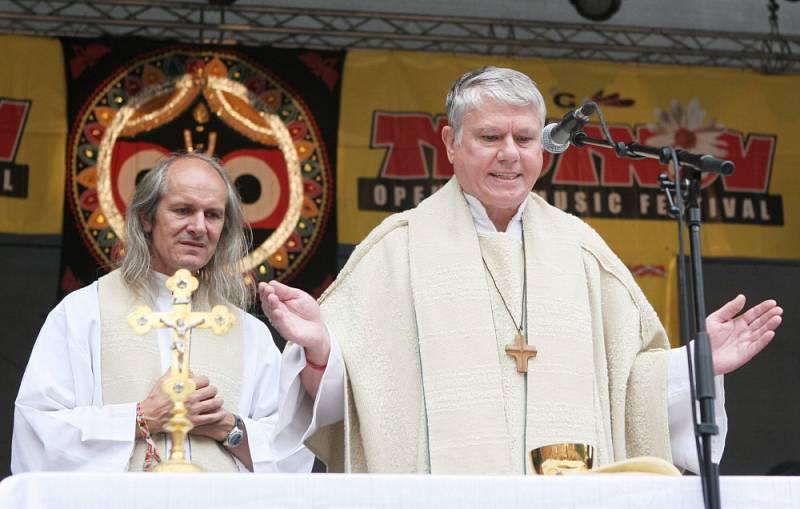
[[473, 121, 538, 132], [166, 157, 217, 177], [464, 98, 539, 118], [165, 159, 225, 185], [162, 159, 228, 204], [465, 109, 540, 131]]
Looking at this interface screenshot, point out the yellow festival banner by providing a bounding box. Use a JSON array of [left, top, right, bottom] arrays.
[[0, 36, 67, 234], [337, 50, 800, 341]]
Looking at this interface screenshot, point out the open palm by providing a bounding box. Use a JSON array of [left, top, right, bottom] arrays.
[[258, 280, 330, 360], [706, 294, 783, 375]]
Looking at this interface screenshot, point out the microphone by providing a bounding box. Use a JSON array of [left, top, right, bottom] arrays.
[[542, 102, 597, 154]]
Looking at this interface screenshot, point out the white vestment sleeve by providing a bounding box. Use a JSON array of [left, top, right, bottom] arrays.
[[238, 316, 316, 473], [667, 344, 727, 473], [273, 329, 345, 459], [11, 286, 137, 472]]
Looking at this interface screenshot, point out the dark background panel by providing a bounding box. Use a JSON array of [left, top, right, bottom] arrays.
[[0, 234, 62, 479], [701, 258, 800, 475]]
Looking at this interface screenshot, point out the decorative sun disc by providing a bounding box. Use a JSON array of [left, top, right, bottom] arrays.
[[66, 50, 332, 284]]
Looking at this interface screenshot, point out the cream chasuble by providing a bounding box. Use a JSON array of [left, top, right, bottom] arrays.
[[480, 232, 599, 472], [98, 270, 243, 472], [313, 177, 671, 473]]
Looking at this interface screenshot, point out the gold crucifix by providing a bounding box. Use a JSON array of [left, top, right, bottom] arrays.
[[505, 332, 537, 373], [127, 268, 235, 472]]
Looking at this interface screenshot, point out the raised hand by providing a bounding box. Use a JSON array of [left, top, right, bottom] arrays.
[[258, 280, 330, 365], [707, 294, 783, 375]]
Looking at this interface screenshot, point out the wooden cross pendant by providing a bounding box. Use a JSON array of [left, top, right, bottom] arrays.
[[505, 332, 537, 373]]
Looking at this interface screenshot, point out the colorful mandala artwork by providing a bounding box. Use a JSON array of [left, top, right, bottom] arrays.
[[66, 49, 333, 285]]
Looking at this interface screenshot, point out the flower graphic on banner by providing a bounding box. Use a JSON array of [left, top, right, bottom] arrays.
[[646, 99, 727, 157]]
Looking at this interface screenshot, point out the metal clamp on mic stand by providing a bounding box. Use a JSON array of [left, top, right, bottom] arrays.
[[551, 103, 733, 509]]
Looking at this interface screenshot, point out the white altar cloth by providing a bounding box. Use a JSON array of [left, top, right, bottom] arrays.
[[1, 472, 798, 509]]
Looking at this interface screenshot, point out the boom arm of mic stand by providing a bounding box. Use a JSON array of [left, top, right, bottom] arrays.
[[571, 132, 735, 175]]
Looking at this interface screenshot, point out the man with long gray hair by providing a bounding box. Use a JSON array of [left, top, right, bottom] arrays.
[[12, 152, 313, 473], [263, 66, 783, 474]]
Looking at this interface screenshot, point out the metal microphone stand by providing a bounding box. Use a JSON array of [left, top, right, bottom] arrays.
[[570, 130, 734, 509]]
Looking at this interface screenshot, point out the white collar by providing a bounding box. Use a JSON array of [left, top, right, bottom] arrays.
[[463, 192, 527, 240], [151, 271, 172, 310]]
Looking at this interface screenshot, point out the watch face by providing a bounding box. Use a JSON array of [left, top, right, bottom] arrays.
[[228, 431, 243, 448], [224, 416, 244, 449]]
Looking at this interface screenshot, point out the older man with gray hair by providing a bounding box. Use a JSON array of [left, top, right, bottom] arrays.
[[264, 66, 783, 474], [12, 152, 313, 473]]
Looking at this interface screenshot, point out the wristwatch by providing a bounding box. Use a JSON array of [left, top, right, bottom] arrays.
[[221, 414, 244, 449]]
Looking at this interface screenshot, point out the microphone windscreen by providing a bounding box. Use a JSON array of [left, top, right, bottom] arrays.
[[542, 123, 570, 154]]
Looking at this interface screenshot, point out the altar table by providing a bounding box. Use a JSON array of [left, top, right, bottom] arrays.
[[1, 472, 799, 508]]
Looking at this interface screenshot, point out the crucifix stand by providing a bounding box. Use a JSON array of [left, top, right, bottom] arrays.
[[505, 332, 537, 373], [127, 268, 235, 472]]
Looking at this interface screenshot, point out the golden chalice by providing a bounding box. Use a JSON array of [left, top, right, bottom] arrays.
[[530, 443, 594, 475]]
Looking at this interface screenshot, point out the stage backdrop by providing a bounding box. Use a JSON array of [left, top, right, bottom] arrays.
[[0, 36, 67, 234], [59, 38, 343, 298], [337, 50, 800, 341]]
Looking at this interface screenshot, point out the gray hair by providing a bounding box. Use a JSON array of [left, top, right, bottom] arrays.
[[445, 66, 547, 144], [119, 152, 253, 309]]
